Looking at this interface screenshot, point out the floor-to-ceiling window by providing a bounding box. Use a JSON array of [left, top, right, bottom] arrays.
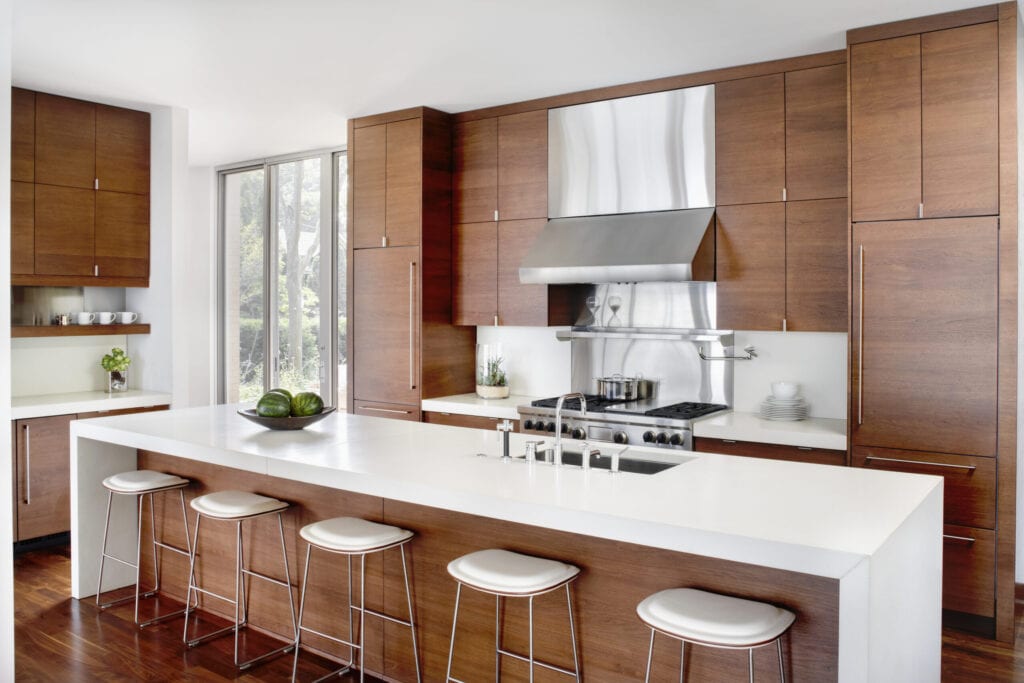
[[219, 149, 345, 406]]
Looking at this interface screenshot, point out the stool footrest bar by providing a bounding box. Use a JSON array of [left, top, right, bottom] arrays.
[[497, 648, 578, 677]]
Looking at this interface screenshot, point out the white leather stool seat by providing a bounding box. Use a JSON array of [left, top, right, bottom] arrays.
[[300, 516, 413, 553], [103, 469, 189, 493], [637, 588, 795, 648], [190, 490, 288, 519], [448, 549, 580, 596]]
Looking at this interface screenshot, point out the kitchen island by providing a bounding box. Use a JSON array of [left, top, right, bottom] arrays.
[[70, 405, 942, 682]]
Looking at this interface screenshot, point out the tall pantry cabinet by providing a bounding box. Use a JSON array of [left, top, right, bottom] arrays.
[[848, 4, 1017, 641], [347, 109, 475, 420]]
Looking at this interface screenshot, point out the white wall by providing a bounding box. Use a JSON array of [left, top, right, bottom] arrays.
[[11, 336, 128, 396], [171, 165, 217, 407], [476, 326, 571, 397], [126, 106, 188, 396], [0, 0, 15, 675], [733, 331, 848, 419]]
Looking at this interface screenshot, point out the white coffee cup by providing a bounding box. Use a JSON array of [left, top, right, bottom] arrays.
[[116, 311, 138, 324], [76, 312, 95, 325], [97, 312, 116, 325]]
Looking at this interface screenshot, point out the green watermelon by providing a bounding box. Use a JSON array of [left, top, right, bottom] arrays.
[[256, 391, 291, 418], [290, 391, 324, 417], [268, 388, 293, 400]]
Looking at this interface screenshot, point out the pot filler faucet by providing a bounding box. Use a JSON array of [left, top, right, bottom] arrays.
[[553, 392, 587, 466]]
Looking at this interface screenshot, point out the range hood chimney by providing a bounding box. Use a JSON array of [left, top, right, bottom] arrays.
[[518, 209, 716, 284], [519, 83, 717, 285]]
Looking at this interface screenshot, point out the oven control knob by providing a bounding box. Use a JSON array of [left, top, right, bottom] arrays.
[[642, 431, 656, 443], [523, 419, 535, 430], [655, 432, 669, 444], [544, 422, 556, 433], [561, 422, 570, 434], [613, 431, 629, 445], [571, 427, 587, 440], [669, 433, 683, 446]]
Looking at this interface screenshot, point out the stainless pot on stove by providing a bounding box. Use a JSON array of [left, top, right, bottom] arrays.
[[595, 374, 638, 400]]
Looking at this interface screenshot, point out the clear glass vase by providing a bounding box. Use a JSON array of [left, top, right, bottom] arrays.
[[108, 370, 128, 393], [475, 344, 509, 399]]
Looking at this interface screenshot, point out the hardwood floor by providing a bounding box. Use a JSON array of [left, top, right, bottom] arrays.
[[12, 544, 1024, 681], [14, 545, 383, 682]]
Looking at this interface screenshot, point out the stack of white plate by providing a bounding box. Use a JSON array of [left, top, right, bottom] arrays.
[[759, 396, 809, 421]]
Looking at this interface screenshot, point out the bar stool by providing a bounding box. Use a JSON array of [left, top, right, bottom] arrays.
[[182, 490, 297, 671], [291, 517, 420, 683], [445, 548, 581, 683], [96, 469, 191, 627], [636, 588, 795, 682]]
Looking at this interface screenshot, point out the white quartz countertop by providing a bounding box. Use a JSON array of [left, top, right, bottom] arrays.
[[693, 411, 848, 451], [12, 390, 173, 420], [421, 393, 540, 420], [72, 404, 937, 581]]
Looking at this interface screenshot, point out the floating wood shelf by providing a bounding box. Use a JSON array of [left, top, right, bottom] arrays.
[[12, 324, 151, 338]]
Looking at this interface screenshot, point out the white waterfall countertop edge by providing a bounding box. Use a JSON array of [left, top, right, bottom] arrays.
[[72, 404, 937, 582], [421, 393, 540, 420], [13, 390, 173, 419]]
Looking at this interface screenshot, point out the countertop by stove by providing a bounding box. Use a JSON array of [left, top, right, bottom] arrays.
[[12, 390, 173, 420]]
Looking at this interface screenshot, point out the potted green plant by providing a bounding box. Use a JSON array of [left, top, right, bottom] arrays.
[[101, 347, 131, 393], [476, 345, 509, 399]]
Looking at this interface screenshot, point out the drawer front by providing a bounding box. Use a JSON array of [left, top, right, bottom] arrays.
[[693, 437, 846, 466], [423, 411, 519, 431], [943, 524, 995, 617], [353, 400, 421, 422], [853, 446, 995, 529]]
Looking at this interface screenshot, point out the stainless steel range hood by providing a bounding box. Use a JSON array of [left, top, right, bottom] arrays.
[[518, 208, 715, 284], [519, 83, 716, 285]]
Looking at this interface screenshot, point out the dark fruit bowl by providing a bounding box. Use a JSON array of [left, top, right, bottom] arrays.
[[237, 407, 336, 430]]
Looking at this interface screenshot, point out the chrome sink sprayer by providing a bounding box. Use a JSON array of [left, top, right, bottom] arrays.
[[553, 392, 587, 466]]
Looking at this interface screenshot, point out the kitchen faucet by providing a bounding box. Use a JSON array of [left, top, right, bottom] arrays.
[[553, 392, 587, 466]]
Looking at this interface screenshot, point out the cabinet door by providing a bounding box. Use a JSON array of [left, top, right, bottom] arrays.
[[352, 123, 386, 248], [453, 222, 497, 326], [353, 246, 420, 406], [942, 523, 995, 617], [852, 218, 997, 456], [11, 87, 35, 183], [34, 184, 94, 276], [715, 74, 785, 206], [424, 411, 519, 431], [96, 104, 150, 195], [498, 218, 550, 326], [353, 400, 421, 422], [14, 415, 74, 541], [850, 35, 921, 221], [35, 93, 96, 190], [715, 203, 785, 330], [385, 118, 423, 247], [498, 110, 547, 221], [693, 437, 846, 467], [785, 198, 847, 332], [785, 64, 847, 201], [95, 191, 149, 278], [921, 22, 998, 218], [454, 118, 498, 224], [11, 181, 35, 275]]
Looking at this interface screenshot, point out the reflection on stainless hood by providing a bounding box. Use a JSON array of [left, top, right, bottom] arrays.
[[518, 208, 715, 284]]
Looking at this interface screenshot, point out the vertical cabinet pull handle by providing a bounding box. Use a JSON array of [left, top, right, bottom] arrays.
[[858, 245, 864, 426], [23, 424, 30, 504], [409, 261, 417, 390]]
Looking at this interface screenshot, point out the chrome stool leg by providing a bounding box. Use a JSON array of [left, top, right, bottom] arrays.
[[528, 595, 535, 683], [644, 628, 655, 683], [566, 583, 580, 682], [401, 545, 422, 683], [445, 583, 462, 682], [96, 490, 115, 608], [494, 594, 502, 681], [680, 640, 685, 683], [749, 647, 754, 683], [777, 638, 785, 683], [292, 544, 312, 682]]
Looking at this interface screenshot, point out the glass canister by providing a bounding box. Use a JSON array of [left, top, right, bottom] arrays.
[[475, 344, 509, 399]]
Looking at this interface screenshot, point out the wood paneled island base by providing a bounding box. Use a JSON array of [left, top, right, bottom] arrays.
[[137, 451, 839, 682]]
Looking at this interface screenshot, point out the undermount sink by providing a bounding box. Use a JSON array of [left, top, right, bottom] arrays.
[[536, 449, 682, 475]]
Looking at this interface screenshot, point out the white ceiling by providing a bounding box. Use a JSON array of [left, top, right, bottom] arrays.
[[12, 0, 991, 167]]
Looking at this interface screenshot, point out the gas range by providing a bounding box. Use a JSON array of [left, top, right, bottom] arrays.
[[518, 394, 729, 451]]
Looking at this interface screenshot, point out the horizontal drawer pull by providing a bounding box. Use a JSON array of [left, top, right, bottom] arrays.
[[358, 406, 412, 415], [943, 534, 976, 544], [721, 439, 738, 444], [796, 446, 814, 451], [864, 455, 976, 472]]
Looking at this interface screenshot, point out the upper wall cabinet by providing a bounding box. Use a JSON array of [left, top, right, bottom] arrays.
[[453, 110, 547, 223], [352, 118, 423, 248], [851, 23, 998, 222], [717, 64, 847, 206], [10, 89, 151, 287]]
